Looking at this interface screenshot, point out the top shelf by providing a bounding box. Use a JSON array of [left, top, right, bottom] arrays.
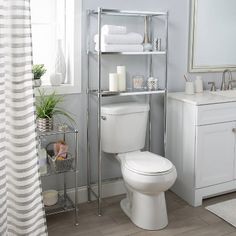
[[37, 125, 78, 137], [89, 9, 168, 17]]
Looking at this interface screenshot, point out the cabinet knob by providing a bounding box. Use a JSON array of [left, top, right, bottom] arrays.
[[232, 128, 236, 133]]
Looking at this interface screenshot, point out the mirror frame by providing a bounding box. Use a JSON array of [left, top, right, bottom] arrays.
[[189, 0, 236, 73]]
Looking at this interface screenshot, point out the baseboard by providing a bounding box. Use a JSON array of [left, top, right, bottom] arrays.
[[65, 178, 126, 204]]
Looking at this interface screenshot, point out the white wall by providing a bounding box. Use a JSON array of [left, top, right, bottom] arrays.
[[42, 0, 236, 190]]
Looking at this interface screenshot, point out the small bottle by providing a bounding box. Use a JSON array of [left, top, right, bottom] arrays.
[[195, 76, 203, 93], [154, 38, 161, 51]]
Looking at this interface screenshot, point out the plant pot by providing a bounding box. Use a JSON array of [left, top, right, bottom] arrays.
[[33, 79, 42, 87], [37, 117, 53, 132]]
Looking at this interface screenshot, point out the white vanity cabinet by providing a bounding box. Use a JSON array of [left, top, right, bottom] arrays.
[[166, 92, 236, 206], [196, 122, 235, 189]]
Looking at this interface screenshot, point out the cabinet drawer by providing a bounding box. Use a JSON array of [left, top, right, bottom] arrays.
[[197, 102, 236, 125]]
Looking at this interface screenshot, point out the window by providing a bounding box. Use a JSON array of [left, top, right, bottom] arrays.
[[31, 0, 81, 94]]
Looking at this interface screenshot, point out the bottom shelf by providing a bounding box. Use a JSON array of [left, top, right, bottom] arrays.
[[40, 163, 75, 177], [45, 194, 75, 216]]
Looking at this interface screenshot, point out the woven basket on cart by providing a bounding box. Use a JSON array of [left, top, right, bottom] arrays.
[[46, 143, 74, 172]]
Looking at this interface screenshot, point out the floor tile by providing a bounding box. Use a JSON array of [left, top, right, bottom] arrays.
[[47, 191, 236, 236]]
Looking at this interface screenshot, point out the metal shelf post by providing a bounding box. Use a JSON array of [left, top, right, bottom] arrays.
[[97, 7, 102, 216], [164, 12, 169, 156], [86, 9, 92, 204]]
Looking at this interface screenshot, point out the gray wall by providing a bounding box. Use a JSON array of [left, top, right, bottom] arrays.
[[42, 0, 235, 190]]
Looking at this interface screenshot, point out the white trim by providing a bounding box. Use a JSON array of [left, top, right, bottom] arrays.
[[66, 0, 82, 93], [34, 84, 80, 96], [65, 179, 126, 204], [34, 0, 82, 95], [189, 0, 236, 73]]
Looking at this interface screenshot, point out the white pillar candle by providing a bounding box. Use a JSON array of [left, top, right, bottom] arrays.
[[117, 66, 126, 91], [109, 73, 119, 92]]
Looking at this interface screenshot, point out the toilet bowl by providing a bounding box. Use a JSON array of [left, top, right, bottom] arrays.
[[117, 151, 177, 230], [101, 102, 177, 230]]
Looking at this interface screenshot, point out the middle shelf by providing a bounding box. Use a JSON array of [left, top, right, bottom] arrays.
[[89, 89, 165, 97], [88, 51, 167, 56], [40, 163, 75, 177]]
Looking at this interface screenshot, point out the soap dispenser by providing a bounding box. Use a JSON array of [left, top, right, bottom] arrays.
[[195, 76, 203, 93]]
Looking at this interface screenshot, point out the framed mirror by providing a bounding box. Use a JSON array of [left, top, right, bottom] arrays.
[[189, 0, 236, 72]]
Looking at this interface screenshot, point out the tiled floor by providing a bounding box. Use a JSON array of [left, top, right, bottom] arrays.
[[47, 191, 236, 236]]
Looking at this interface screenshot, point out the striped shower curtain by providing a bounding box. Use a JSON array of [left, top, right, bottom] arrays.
[[0, 0, 47, 235]]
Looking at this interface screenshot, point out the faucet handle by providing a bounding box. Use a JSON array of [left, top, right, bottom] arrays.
[[221, 81, 227, 90], [228, 80, 236, 90], [208, 82, 216, 91]]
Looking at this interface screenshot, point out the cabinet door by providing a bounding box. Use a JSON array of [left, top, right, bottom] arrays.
[[196, 122, 236, 188]]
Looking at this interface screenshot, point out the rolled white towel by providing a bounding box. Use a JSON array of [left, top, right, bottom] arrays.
[[95, 44, 144, 52], [94, 33, 143, 45], [101, 25, 127, 35]]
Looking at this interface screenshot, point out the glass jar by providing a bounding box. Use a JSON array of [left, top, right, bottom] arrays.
[[132, 75, 144, 90]]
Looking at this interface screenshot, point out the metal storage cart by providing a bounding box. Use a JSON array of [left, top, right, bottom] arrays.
[[38, 126, 79, 225]]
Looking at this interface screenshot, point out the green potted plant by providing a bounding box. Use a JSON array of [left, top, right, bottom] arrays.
[[32, 64, 47, 87], [36, 90, 74, 132]]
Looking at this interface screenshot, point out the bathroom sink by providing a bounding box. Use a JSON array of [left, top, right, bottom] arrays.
[[211, 90, 236, 98]]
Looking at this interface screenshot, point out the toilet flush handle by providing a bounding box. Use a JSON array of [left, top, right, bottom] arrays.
[[101, 116, 107, 121]]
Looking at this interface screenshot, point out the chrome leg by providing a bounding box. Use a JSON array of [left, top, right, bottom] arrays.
[[75, 131, 79, 226], [63, 133, 67, 208], [97, 7, 102, 216], [164, 13, 169, 156], [86, 10, 92, 203], [87, 97, 91, 203]]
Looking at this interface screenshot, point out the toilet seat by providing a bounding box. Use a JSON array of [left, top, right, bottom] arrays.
[[122, 151, 173, 176]]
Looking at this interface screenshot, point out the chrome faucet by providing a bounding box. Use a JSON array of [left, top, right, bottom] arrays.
[[221, 69, 232, 90]]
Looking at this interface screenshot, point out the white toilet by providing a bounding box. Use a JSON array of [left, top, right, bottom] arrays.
[[101, 102, 177, 230]]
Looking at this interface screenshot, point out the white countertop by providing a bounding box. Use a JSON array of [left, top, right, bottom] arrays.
[[168, 91, 236, 105]]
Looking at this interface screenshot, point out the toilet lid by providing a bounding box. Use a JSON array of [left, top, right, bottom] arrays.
[[123, 151, 173, 174]]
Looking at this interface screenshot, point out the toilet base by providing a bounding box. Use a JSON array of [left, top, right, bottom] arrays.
[[120, 198, 131, 218], [120, 192, 168, 230]]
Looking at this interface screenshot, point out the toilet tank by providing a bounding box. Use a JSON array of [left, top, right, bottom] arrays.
[[101, 102, 150, 154]]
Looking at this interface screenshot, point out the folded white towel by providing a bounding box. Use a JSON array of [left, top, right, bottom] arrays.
[[95, 44, 143, 52], [101, 25, 127, 35], [94, 33, 143, 45]]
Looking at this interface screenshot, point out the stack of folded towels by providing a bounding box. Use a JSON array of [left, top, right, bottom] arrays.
[[94, 25, 144, 52]]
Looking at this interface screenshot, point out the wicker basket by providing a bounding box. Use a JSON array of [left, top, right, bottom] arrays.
[[46, 143, 74, 172], [48, 153, 74, 172]]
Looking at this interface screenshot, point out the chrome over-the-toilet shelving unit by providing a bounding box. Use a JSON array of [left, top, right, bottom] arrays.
[[86, 8, 169, 216]]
